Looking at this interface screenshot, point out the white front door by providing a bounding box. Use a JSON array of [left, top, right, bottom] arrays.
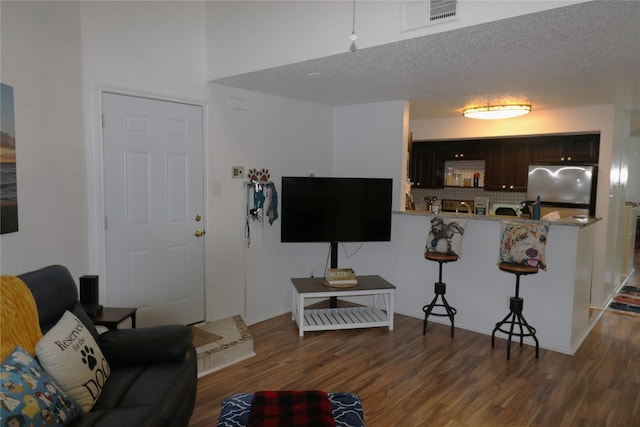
[[102, 93, 205, 327]]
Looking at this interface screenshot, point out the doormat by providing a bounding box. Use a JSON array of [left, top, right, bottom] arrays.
[[192, 315, 255, 377], [608, 285, 640, 316], [190, 326, 222, 348]]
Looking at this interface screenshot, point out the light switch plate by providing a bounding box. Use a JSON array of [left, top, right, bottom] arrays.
[[212, 181, 222, 196], [232, 166, 245, 179]]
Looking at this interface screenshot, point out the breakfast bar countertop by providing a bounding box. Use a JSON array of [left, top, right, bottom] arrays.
[[392, 208, 601, 355], [394, 210, 601, 228]]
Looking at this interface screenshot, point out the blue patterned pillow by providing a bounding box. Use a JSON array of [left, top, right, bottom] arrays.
[[0, 345, 82, 425], [499, 222, 549, 270]]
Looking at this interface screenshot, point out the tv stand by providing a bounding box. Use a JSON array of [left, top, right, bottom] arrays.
[[290, 275, 395, 336], [329, 241, 338, 308]]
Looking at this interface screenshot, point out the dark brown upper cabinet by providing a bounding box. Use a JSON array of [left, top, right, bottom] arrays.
[[531, 134, 600, 164], [409, 141, 444, 188], [409, 133, 599, 192], [437, 140, 485, 161], [483, 139, 532, 192]]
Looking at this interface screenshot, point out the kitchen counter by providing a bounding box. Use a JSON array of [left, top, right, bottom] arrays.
[[391, 210, 599, 355], [395, 209, 601, 228]]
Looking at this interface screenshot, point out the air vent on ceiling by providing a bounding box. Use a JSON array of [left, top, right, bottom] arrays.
[[400, 0, 458, 32]]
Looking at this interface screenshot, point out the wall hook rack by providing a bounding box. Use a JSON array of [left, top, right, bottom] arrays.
[[244, 168, 278, 247]]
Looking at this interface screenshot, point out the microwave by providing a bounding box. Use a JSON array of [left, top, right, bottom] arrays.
[[492, 203, 522, 216]]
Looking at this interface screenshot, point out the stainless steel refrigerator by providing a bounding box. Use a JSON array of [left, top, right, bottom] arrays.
[[527, 165, 597, 214]]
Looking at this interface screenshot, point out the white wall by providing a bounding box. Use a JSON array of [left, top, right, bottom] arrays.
[[327, 101, 408, 280], [204, 98, 411, 324], [409, 104, 619, 307], [333, 101, 407, 182], [80, 1, 337, 324], [0, 0, 345, 326], [206, 84, 334, 324], [206, 0, 582, 79], [80, 1, 207, 99], [78, 0, 209, 304], [0, 2, 89, 278]]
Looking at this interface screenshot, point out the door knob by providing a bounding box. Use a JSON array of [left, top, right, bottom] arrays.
[[195, 229, 206, 237]]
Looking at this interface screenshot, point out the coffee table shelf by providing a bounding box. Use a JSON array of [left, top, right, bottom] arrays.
[[291, 275, 395, 337]]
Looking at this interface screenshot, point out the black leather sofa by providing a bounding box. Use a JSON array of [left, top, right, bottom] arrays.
[[19, 265, 197, 427]]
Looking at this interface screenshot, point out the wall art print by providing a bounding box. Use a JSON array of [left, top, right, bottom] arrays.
[[1, 82, 18, 234]]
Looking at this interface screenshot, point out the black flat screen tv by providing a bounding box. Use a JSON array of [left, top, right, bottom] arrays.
[[280, 177, 393, 243]]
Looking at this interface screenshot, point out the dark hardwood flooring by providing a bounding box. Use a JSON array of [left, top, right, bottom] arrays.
[[190, 253, 640, 426]]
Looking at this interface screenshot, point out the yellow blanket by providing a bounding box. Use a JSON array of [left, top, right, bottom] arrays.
[[0, 275, 43, 360]]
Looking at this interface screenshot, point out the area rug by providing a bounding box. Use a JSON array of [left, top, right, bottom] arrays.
[[217, 392, 365, 427], [608, 285, 640, 316], [192, 315, 255, 377]]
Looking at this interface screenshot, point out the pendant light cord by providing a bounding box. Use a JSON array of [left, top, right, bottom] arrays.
[[352, 0, 356, 33], [350, 0, 358, 52]]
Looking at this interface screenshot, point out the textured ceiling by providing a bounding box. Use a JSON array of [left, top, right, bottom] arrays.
[[212, 1, 640, 119]]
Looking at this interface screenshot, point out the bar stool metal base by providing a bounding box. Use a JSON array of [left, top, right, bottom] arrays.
[[492, 262, 540, 360], [423, 252, 458, 338], [422, 281, 457, 337], [491, 296, 539, 359]]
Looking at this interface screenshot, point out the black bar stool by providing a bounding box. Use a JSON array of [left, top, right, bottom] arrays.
[[423, 252, 458, 337], [492, 262, 540, 360]]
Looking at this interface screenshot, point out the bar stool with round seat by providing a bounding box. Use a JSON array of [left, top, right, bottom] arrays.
[[422, 252, 458, 337], [422, 216, 466, 338], [491, 262, 540, 360], [492, 221, 549, 360]]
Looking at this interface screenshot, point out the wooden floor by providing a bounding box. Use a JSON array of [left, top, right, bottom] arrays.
[[190, 255, 640, 426]]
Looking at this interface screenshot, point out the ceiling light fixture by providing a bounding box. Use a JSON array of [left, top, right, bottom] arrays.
[[463, 104, 532, 120], [349, 0, 357, 52]]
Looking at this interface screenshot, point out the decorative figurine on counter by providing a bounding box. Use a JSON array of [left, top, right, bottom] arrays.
[[431, 198, 441, 214], [423, 196, 438, 212], [405, 178, 415, 210]]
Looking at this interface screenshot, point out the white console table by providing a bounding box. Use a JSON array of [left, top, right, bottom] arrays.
[[290, 275, 395, 337]]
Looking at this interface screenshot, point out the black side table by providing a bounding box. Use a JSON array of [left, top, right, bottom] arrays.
[[90, 307, 137, 330]]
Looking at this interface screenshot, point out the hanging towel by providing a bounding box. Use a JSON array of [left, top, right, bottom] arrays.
[[265, 182, 279, 225]]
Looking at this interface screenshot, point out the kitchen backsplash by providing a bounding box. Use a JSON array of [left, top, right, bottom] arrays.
[[411, 188, 527, 210], [410, 160, 527, 210], [444, 160, 485, 187]]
